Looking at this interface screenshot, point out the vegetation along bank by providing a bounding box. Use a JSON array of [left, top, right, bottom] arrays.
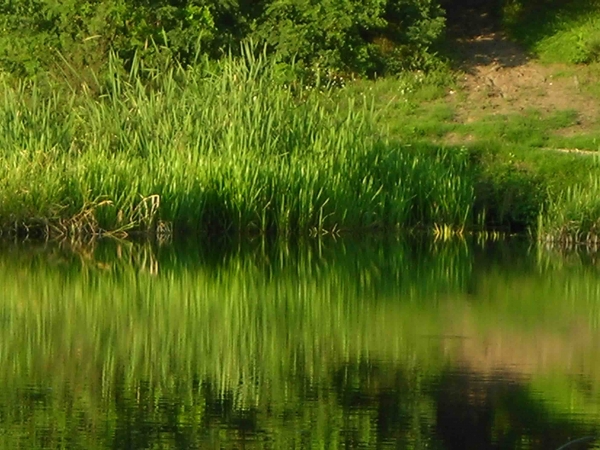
[[0, 0, 599, 242]]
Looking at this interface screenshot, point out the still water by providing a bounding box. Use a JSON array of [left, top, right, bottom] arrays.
[[0, 237, 599, 449]]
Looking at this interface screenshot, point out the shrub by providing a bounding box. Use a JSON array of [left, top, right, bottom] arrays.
[[0, 0, 247, 79], [253, 0, 446, 76], [0, 0, 446, 79]]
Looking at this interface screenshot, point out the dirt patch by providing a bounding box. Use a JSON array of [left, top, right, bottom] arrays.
[[450, 31, 600, 127]]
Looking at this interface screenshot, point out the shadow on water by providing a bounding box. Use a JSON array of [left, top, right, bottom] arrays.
[[436, 370, 598, 450], [6, 364, 600, 449], [0, 237, 599, 448]]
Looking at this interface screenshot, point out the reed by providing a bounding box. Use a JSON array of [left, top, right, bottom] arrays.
[[537, 156, 600, 244], [0, 49, 474, 238]]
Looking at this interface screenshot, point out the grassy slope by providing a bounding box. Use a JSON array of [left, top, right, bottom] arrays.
[[504, 0, 600, 64], [336, 0, 600, 242], [0, 1, 599, 241]]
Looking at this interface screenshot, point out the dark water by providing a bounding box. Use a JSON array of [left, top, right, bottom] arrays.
[[0, 237, 599, 449]]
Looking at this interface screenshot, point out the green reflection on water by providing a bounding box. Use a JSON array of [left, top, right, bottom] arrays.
[[0, 238, 599, 449]]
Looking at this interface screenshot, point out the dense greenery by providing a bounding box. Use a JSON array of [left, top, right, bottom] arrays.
[[0, 51, 475, 238], [1, 0, 598, 78], [538, 168, 600, 244], [0, 0, 445, 78], [503, 0, 600, 63], [0, 0, 599, 241], [1, 47, 598, 241]]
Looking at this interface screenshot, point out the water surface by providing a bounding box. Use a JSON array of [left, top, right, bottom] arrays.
[[0, 238, 599, 449]]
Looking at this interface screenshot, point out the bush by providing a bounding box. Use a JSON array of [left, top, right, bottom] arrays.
[[0, 0, 446, 79], [0, 1, 224, 78], [254, 0, 445, 76]]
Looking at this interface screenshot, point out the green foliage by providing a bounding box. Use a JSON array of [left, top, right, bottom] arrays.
[[383, 0, 446, 72], [473, 150, 545, 231], [538, 159, 600, 243], [502, 0, 600, 64], [0, 0, 446, 79], [0, 0, 221, 78], [254, 0, 388, 74], [254, 0, 446, 75], [0, 50, 474, 238]]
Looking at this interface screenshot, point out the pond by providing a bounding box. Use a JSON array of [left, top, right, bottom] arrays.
[[0, 237, 599, 449]]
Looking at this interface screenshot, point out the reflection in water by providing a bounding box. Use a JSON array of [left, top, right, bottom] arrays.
[[0, 237, 599, 449]]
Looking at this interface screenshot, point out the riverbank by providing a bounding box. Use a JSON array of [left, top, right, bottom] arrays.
[[0, 50, 598, 242], [1, 0, 600, 243], [0, 54, 476, 239]]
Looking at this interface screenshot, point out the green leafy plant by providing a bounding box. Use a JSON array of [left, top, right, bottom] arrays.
[[0, 0, 447, 79]]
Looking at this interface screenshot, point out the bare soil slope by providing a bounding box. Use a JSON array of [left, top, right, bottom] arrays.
[[453, 30, 599, 127]]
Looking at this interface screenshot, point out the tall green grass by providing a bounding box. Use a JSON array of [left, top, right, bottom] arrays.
[[2, 46, 598, 242], [538, 156, 600, 244], [0, 49, 474, 238]]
